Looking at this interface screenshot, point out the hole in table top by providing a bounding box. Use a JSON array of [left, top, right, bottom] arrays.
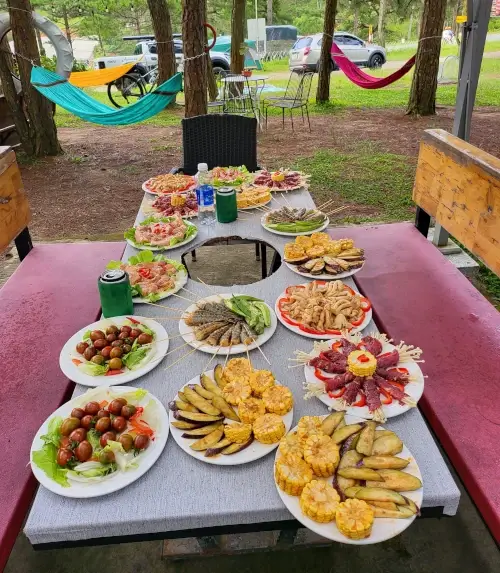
[[180, 237, 281, 286]]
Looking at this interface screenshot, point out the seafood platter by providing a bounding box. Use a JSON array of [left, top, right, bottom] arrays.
[[142, 173, 196, 195]]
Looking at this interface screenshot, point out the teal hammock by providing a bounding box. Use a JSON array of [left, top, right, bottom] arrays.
[[31, 67, 182, 126]]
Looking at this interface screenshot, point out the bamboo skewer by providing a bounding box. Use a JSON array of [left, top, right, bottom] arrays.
[[163, 344, 201, 372], [317, 198, 336, 211], [253, 341, 271, 365], [140, 300, 184, 313], [280, 193, 292, 207], [202, 346, 220, 373]]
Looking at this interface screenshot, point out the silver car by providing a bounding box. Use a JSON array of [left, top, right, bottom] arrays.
[[289, 32, 386, 71]]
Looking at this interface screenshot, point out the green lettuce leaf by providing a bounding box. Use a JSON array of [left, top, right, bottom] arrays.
[[79, 362, 109, 376], [67, 461, 117, 480], [122, 345, 151, 370], [103, 441, 138, 472], [40, 416, 63, 449], [106, 260, 122, 270], [82, 330, 92, 341], [32, 419, 69, 488], [138, 323, 155, 337], [87, 429, 102, 453]]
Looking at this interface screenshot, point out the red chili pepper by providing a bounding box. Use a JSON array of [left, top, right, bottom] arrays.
[[389, 381, 405, 391], [325, 329, 342, 335], [331, 341, 342, 351], [358, 354, 369, 363], [313, 280, 327, 286], [377, 352, 392, 359], [343, 285, 356, 296], [360, 297, 372, 311], [129, 406, 144, 422], [138, 268, 152, 279], [299, 324, 328, 335], [99, 400, 109, 408], [350, 315, 365, 327], [395, 367, 409, 375], [379, 387, 393, 404], [353, 394, 366, 407], [314, 368, 336, 382], [328, 387, 346, 399], [105, 369, 124, 376], [72, 358, 83, 366], [285, 285, 305, 295], [127, 316, 141, 324]]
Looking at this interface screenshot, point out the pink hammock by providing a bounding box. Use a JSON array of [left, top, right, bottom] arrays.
[[330, 43, 416, 89]]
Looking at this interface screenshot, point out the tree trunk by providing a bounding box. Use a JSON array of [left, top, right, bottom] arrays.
[[353, 7, 359, 35], [62, 5, 72, 47], [377, 0, 387, 47], [35, 28, 45, 56], [406, 0, 447, 116], [452, 0, 462, 38], [203, 0, 218, 102], [267, 0, 273, 25], [0, 37, 33, 155], [316, 0, 337, 104], [182, 0, 207, 117], [147, 0, 176, 89], [8, 0, 61, 156], [230, 0, 245, 73]]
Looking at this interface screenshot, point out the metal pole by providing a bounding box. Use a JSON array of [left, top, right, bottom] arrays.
[[432, 0, 492, 248]]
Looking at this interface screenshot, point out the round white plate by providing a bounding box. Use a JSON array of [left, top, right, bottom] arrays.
[[140, 195, 198, 219], [260, 214, 329, 237], [179, 293, 277, 355], [237, 197, 273, 211], [142, 178, 196, 196], [275, 284, 372, 339], [285, 261, 365, 280], [60, 316, 169, 387], [30, 386, 169, 498], [132, 267, 188, 303], [274, 413, 423, 545], [304, 340, 425, 420], [169, 371, 293, 465], [125, 221, 198, 252]]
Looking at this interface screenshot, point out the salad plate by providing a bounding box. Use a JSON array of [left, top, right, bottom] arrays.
[[124, 215, 198, 252], [30, 386, 168, 498], [60, 316, 169, 387]]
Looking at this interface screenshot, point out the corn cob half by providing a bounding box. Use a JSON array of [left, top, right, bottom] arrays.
[[262, 385, 294, 416], [297, 416, 324, 447], [335, 499, 374, 540], [224, 422, 252, 443], [249, 369, 275, 397], [279, 431, 304, 459], [303, 434, 340, 477], [253, 413, 286, 444], [238, 397, 266, 424], [275, 454, 313, 496], [300, 480, 340, 523], [222, 379, 252, 405]]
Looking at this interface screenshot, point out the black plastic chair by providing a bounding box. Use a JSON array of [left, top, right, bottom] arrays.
[[171, 114, 258, 176]]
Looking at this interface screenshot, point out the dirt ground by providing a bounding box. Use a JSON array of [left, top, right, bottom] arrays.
[[19, 107, 500, 241]]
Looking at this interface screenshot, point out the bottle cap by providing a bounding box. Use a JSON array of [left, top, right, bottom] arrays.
[[197, 163, 208, 171]]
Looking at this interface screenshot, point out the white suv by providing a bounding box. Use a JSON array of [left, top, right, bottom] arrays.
[[289, 32, 386, 71]]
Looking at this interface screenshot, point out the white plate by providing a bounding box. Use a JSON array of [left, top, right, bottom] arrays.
[[275, 284, 372, 339], [285, 261, 365, 280], [169, 371, 293, 465], [260, 214, 329, 237], [274, 414, 423, 545], [237, 197, 273, 211], [304, 340, 425, 420], [179, 293, 277, 355], [60, 316, 169, 387], [142, 179, 196, 196], [30, 386, 169, 498], [132, 267, 188, 303], [140, 194, 198, 219], [125, 221, 198, 252]]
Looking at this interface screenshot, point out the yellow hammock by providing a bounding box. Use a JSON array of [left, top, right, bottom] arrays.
[[69, 61, 140, 87]]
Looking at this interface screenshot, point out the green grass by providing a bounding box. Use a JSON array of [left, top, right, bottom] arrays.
[[292, 146, 415, 224], [473, 266, 500, 310], [386, 40, 500, 61], [262, 58, 289, 72]]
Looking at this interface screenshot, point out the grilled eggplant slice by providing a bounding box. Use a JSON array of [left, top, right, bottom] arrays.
[[337, 450, 363, 492], [366, 469, 422, 491], [371, 434, 403, 456], [362, 455, 410, 470], [321, 412, 345, 436], [303, 258, 322, 271], [337, 467, 383, 481], [171, 420, 206, 430], [332, 423, 364, 444], [211, 395, 240, 422], [310, 260, 326, 275], [205, 438, 234, 457], [182, 386, 221, 416], [344, 486, 406, 505], [174, 410, 224, 424], [222, 436, 254, 455], [191, 384, 215, 400], [201, 373, 224, 397], [181, 421, 223, 438], [168, 399, 199, 413], [190, 427, 224, 451], [356, 421, 376, 456]]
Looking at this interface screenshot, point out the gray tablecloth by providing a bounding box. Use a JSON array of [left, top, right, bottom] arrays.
[[25, 190, 460, 545]]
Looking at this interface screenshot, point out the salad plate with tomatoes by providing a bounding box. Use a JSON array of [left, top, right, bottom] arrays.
[[60, 316, 169, 387], [30, 386, 168, 498]]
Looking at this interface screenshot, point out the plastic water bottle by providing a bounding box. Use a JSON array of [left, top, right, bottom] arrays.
[[195, 163, 215, 225]]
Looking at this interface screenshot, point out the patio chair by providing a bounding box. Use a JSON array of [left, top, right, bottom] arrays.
[[222, 74, 257, 120], [264, 71, 314, 132], [207, 70, 227, 113], [172, 114, 258, 175], [262, 68, 304, 107]]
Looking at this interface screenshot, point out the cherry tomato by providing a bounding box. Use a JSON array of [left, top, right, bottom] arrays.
[[59, 436, 71, 449], [90, 330, 106, 341], [119, 433, 134, 451], [100, 431, 117, 447], [60, 417, 81, 436], [71, 408, 85, 420], [80, 415, 95, 430], [93, 338, 108, 350], [108, 398, 127, 415], [95, 417, 111, 433], [69, 428, 87, 443], [96, 409, 110, 419], [99, 450, 115, 464], [83, 347, 96, 361], [106, 333, 117, 343], [76, 342, 88, 355], [129, 328, 141, 339], [75, 440, 93, 462], [137, 333, 153, 345], [84, 402, 100, 415], [120, 325, 132, 335], [110, 347, 123, 359], [111, 340, 124, 348], [121, 404, 136, 419], [112, 416, 127, 433], [134, 435, 149, 450], [57, 448, 73, 467]]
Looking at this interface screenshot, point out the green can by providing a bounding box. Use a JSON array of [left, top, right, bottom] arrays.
[[216, 187, 238, 223], [98, 269, 134, 318]]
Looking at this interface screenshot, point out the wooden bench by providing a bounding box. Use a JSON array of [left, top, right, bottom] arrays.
[[329, 129, 500, 543], [0, 146, 124, 569]]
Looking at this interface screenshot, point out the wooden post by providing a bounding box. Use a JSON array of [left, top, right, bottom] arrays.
[[316, 0, 337, 104], [182, 0, 207, 117], [231, 0, 245, 73]]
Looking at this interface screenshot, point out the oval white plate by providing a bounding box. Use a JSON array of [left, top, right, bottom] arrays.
[[142, 178, 196, 196], [132, 267, 188, 303], [260, 214, 329, 237], [274, 413, 423, 545], [275, 284, 372, 340], [285, 261, 365, 281], [179, 293, 277, 355], [125, 221, 198, 252], [60, 316, 169, 387], [169, 371, 293, 465], [30, 386, 169, 498], [304, 340, 425, 420]]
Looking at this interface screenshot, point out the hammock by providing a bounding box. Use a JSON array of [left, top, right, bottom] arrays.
[[31, 67, 182, 126], [69, 61, 140, 88], [330, 43, 416, 89]]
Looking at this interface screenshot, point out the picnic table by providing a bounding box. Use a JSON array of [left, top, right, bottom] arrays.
[[24, 187, 460, 548]]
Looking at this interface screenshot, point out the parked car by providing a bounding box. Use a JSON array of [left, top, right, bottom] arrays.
[[289, 32, 386, 71]]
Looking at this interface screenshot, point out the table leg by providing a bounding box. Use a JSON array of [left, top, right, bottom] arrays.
[[191, 249, 197, 262], [260, 242, 267, 279], [14, 227, 33, 261], [255, 242, 260, 261]]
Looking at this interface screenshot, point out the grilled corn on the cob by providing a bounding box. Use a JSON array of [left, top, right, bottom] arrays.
[[275, 454, 313, 496], [279, 431, 304, 459], [300, 480, 340, 523], [222, 379, 252, 405], [222, 358, 252, 385], [253, 413, 286, 444], [249, 370, 275, 397], [224, 422, 252, 444], [238, 397, 266, 424], [262, 386, 294, 416], [303, 434, 340, 477], [297, 416, 324, 446], [335, 499, 374, 540]]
